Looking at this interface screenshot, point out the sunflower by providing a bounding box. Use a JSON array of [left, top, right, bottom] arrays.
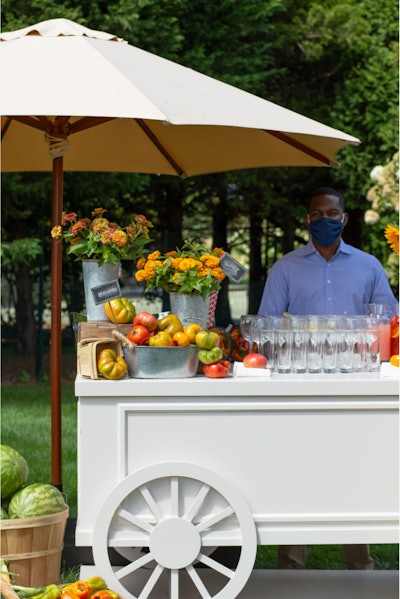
[[384, 224, 400, 255]]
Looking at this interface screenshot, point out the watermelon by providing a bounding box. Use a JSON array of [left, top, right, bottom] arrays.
[[0, 445, 29, 500], [0, 506, 9, 519], [8, 483, 67, 519]]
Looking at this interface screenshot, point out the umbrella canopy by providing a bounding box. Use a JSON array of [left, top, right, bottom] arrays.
[[0, 18, 360, 487], [1, 19, 360, 174]]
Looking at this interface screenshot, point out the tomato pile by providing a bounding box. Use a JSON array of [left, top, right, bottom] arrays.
[[100, 301, 267, 379]]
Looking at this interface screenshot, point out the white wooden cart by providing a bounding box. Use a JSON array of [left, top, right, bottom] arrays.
[[75, 373, 399, 599]]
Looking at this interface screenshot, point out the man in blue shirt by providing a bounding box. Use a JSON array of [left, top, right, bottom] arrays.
[[258, 187, 397, 570], [258, 188, 396, 316]]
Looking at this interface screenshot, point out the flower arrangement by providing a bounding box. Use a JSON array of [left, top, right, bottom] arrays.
[[135, 239, 226, 300], [51, 208, 153, 266]]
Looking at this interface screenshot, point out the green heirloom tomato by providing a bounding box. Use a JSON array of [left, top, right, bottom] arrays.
[[97, 349, 128, 379], [195, 330, 220, 350], [104, 297, 136, 324], [198, 346, 224, 364]]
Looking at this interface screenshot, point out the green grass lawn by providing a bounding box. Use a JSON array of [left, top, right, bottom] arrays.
[[1, 381, 398, 571]]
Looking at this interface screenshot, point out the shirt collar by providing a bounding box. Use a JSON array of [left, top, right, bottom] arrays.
[[300, 238, 353, 257]]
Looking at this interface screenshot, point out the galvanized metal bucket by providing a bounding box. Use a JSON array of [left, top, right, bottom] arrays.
[[122, 345, 200, 378]]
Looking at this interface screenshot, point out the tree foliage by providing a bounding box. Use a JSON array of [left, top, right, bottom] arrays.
[[1, 0, 398, 354]]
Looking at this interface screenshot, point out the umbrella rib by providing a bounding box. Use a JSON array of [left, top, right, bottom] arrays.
[[135, 118, 184, 176], [5, 115, 51, 134], [1, 117, 12, 139], [68, 116, 116, 135], [267, 130, 336, 167]]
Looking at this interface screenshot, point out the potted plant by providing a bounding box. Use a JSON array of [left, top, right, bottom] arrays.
[[135, 239, 226, 327], [51, 208, 153, 320]]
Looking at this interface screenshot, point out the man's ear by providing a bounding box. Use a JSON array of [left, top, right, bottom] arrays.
[[343, 213, 349, 226]]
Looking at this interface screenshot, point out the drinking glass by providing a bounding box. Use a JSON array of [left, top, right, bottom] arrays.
[[319, 315, 339, 373], [363, 316, 381, 371], [250, 315, 267, 353], [306, 315, 325, 373], [336, 316, 358, 373], [290, 316, 308, 373], [239, 314, 258, 353], [259, 316, 275, 371], [272, 316, 292, 374]]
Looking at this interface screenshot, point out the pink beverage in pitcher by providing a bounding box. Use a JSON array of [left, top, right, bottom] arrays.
[[379, 322, 391, 361]]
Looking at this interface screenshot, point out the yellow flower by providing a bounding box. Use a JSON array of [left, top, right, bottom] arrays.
[[51, 225, 62, 239], [134, 239, 226, 299], [384, 224, 400, 255]]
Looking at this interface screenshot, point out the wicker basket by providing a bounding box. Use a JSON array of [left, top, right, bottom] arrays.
[[0, 507, 69, 586]]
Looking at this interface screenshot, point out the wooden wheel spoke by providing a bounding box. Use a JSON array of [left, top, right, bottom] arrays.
[[140, 484, 164, 522], [186, 564, 212, 599], [115, 550, 154, 579], [171, 476, 179, 516], [170, 569, 179, 599], [117, 507, 154, 534], [195, 505, 234, 533], [196, 552, 235, 579], [183, 483, 210, 522], [138, 563, 164, 599]]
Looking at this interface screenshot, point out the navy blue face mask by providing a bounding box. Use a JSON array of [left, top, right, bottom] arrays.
[[307, 215, 344, 246]]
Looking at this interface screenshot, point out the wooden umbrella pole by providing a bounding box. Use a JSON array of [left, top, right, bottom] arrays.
[[50, 155, 63, 489]]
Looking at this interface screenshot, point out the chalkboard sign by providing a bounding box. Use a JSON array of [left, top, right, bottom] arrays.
[[220, 253, 247, 283], [91, 279, 122, 305]]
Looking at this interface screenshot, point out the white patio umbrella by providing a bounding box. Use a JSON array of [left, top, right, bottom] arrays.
[[0, 18, 360, 486]]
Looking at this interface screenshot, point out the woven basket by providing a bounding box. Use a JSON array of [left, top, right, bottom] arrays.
[[1, 507, 69, 586]]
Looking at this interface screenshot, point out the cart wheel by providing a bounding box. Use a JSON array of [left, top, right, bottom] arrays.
[[93, 462, 257, 599]]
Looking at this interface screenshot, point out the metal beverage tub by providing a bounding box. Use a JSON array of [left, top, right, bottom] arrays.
[[122, 345, 199, 378]]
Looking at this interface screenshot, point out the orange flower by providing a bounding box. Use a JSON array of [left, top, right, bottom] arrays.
[[111, 230, 128, 247], [52, 207, 153, 266]]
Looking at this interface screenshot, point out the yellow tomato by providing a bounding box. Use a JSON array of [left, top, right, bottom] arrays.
[[157, 314, 183, 336], [183, 323, 202, 343], [389, 354, 399, 367], [173, 331, 191, 346], [148, 331, 175, 346]]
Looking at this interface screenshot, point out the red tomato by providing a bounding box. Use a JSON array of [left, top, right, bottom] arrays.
[[127, 324, 151, 345], [133, 311, 158, 332], [203, 360, 230, 378], [243, 353, 267, 368]]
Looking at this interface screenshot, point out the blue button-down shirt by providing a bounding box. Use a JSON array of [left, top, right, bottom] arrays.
[[258, 239, 397, 316]]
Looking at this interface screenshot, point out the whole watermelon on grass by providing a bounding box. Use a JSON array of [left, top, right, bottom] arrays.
[[8, 483, 67, 519], [0, 445, 28, 500]]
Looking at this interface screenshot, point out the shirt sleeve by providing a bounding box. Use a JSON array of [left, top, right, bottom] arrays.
[[370, 259, 398, 305], [258, 261, 289, 316]]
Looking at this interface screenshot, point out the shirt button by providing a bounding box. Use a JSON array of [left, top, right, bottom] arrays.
[[328, 297, 332, 301], [327, 279, 331, 284]]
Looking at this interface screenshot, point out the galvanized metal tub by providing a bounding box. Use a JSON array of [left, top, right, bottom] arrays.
[[122, 345, 200, 378]]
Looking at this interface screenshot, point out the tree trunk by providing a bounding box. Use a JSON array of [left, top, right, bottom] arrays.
[[163, 182, 184, 251], [15, 262, 37, 354], [212, 191, 232, 327], [248, 211, 264, 314]]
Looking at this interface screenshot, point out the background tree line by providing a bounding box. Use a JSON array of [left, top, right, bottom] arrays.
[[1, 0, 398, 355]]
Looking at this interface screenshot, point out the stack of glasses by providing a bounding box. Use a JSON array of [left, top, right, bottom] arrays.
[[240, 313, 392, 374]]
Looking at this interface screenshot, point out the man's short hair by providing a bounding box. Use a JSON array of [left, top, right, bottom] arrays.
[[306, 187, 345, 211]]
